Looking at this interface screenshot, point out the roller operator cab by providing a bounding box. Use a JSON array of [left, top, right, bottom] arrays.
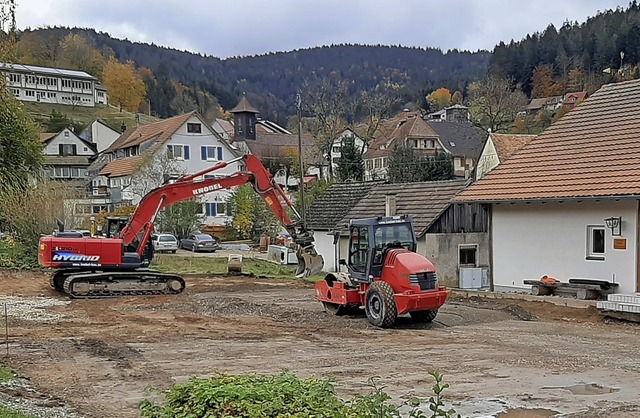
[[315, 215, 449, 328]]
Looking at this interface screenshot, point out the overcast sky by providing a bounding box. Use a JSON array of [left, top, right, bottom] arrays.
[[16, 0, 628, 58]]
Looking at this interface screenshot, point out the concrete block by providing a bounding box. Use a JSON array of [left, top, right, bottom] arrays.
[[608, 294, 640, 304], [227, 254, 243, 273]]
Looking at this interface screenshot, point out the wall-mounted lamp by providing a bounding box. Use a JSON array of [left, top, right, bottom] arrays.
[[605, 216, 622, 236]]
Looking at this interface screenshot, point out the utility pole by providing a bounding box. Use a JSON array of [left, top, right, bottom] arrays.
[[296, 93, 305, 221]]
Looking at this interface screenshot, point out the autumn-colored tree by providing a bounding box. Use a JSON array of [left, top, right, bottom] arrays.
[[57, 33, 104, 76], [531, 65, 563, 98], [552, 106, 571, 123], [426, 88, 452, 111], [16, 30, 62, 66], [102, 56, 146, 112], [568, 67, 585, 91], [451, 90, 463, 105]]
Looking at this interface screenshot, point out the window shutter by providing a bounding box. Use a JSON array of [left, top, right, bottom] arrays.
[[217, 147, 222, 161], [167, 144, 173, 155], [59, 144, 64, 155], [201, 146, 207, 160], [72, 144, 77, 155], [211, 202, 217, 216], [184, 145, 190, 160]]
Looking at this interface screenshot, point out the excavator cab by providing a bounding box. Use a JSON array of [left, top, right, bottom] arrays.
[[105, 217, 129, 238]]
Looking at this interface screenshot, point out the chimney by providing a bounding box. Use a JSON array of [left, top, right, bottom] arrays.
[[385, 194, 397, 217]]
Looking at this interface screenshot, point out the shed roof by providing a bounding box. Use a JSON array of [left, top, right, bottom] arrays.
[[340, 180, 468, 237], [455, 79, 640, 202], [305, 181, 384, 230]]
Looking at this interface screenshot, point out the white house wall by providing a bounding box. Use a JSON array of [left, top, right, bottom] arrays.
[[313, 231, 337, 272], [44, 129, 95, 156], [493, 200, 638, 293], [475, 138, 499, 180], [91, 122, 120, 153], [164, 115, 240, 225]]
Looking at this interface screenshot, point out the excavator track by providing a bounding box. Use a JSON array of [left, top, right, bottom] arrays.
[[59, 270, 186, 298]]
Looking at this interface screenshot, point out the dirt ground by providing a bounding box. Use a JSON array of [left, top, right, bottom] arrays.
[[1, 270, 640, 418]]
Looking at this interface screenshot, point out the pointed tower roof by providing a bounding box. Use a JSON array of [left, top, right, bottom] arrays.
[[230, 95, 260, 114]]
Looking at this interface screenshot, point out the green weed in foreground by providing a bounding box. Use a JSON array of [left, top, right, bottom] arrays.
[[139, 371, 459, 418], [0, 405, 35, 418], [0, 366, 15, 383]]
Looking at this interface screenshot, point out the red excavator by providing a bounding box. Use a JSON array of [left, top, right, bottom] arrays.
[[38, 154, 324, 298], [315, 215, 449, 328]]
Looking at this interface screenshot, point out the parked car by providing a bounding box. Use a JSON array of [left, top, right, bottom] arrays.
[[151, 233, 179, 253], [180, 233, 220, 252]]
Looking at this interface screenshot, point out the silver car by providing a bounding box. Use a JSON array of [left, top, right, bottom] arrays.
[[151, 234, 179, 254], [180, 233, 220, 252]]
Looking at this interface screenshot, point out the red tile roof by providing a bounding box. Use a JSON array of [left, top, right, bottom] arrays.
[[364, 111, 439, 159], [39, 133, 56, 142], [99, 156, 144, 177], [490, 133, 536, 161], [455, 79, 640, 202], [106, 112, 195, 152]]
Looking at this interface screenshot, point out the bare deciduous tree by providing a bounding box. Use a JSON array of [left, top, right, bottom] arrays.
[[127, 150, 184, 202], [467, 75, 528, 133], [300, 77, 352, 178], [353, 85, 399, 155]]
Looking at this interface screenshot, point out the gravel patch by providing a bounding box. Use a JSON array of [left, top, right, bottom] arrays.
[[0, 377, 84, 418], [0, 296, 69, 322]]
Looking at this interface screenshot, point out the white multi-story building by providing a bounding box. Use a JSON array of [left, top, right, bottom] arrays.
[[1, 62, 108, 107]]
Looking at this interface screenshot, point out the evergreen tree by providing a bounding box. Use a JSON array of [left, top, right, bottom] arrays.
[[387, 145, 421, 183], [425, 152, 455, 180], [336, 135, 364, 181]]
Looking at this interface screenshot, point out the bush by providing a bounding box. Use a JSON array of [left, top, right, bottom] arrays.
[[0, 237, 38, 269], [0, 180, 82, 268], [139, 371, 459, 418]]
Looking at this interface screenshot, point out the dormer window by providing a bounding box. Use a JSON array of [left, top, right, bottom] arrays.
[[187, 123, 202, 133]]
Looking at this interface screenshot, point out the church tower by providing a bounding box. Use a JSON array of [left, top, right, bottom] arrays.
[[230, 94, 259, 140]]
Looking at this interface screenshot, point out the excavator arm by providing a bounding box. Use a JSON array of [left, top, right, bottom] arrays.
[[118, 154, 323, 278]]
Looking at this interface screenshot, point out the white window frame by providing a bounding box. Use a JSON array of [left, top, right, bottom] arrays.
[[202, 146, 220, 161], [586, 225, 606, 261], [169, 144, 186, 160]]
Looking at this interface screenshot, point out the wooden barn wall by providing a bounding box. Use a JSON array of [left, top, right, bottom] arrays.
[[426, 203, 488, 234]]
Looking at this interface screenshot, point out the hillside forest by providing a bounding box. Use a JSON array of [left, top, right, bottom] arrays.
[[10, 2, 640, 133]]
